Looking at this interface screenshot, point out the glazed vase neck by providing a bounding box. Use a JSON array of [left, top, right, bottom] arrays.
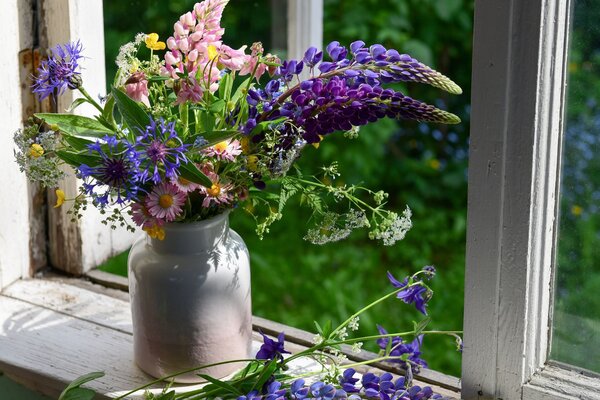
[[149, 212, 230, 254]]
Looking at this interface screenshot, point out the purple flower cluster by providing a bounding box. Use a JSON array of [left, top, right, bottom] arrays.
[[243, 41, 461, 170], [376, 326, 428, 372], [237, 370, 446, 400], [32, 41, 83, 101], [79, 135, 141, 207], [340, 369, 445, 400], [133, 118, 189, 184]]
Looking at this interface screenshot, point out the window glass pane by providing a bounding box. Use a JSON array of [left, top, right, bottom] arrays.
[[551, 0, 600, 374]]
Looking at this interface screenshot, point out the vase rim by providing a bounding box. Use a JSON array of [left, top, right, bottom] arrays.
[[160, 210, 231, 231]]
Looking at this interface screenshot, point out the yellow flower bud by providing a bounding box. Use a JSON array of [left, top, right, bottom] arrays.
[[29, 143, 44, 158]]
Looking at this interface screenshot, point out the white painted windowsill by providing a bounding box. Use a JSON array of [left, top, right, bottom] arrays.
[[0, 277, 461, 399]]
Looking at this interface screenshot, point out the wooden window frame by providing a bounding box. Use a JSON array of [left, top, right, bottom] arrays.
[[462, 0, 600, 398]]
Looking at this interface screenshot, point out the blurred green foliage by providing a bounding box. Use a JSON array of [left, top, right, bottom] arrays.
[[101, 0, 473, 376], [551, 0, 600, 373]]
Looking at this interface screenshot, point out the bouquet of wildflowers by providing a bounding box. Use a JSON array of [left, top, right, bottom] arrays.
[[15, 0, 461, 242]]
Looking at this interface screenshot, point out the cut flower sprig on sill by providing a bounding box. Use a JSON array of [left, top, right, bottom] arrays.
[[59, 266, 463, 400], [15, 0, 461, 243]]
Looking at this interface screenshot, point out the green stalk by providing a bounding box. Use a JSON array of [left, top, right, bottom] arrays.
[[77, 87, 104, 114], [113, 358, 255, 400]]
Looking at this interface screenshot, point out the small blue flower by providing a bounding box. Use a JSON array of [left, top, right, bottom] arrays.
[[32, 41, 83, 100], [255, 331, 290, 362]]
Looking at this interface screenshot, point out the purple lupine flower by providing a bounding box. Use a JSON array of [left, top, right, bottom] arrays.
[[339, 368, 360, 393], [237, 390, 261, 400], [256, 331, 290, 362], [290, 379, 310, 400], [134, 118, 188, 184], [387, 271, 431, 315], [265, 381, 287, 400], [377, 325, 428, 372], [79, 135, 141, 206], [32, 41, 84, 100]]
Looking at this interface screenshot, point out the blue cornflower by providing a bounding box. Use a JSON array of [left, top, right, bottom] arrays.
[[264, 381, 287, 400], [387, 271, 431, 315], [377, 325, 428, 372], [308, 382, 343, 400], [78, 136, 141, 206], [32, 41, 83, 100], [255, 331, 290, 362], [134, 118, 189, 184]]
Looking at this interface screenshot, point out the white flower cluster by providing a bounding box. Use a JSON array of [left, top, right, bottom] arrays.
[[14, 127, 65, 188], [347, 316, 360, 331], [115, 33, 147, 80], [304, 209, 370, 245], [369, 206, 413, 246], [271, 138, 306, 177]]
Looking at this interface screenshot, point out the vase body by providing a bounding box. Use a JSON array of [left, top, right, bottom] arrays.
[[128, 212, 252, 383]]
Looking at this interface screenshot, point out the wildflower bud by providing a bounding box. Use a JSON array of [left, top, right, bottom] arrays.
[[67, 73, 83, 90], [167, 37, 177, 50]]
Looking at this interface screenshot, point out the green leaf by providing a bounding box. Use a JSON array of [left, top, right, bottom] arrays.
[[231, 77, 252, 105], [101, 95, 116, 126], [314, 320, 323, 335], [111, 87, 151, 131], [148, 75, 170, 82], [218, 72, 234, 100], [58, 387, 96, 400], [62, 135, 95, 152], [322, 320, 333, 338], [56, 150, 101, 168], [200, 112, 216, 132], [36, 113, 112, 133], [208, 99, 227, 114], [193, 130, 239, 150], [197, 374, 242, 395], [58, 371, 104, 400], [413, 316, 431, 337], [178, 160, 213, 187], [66, 98, 90, 113], [251, 360, 278, 392]]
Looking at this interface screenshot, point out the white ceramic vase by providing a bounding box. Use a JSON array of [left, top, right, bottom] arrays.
[[128, 212, 252, 383]]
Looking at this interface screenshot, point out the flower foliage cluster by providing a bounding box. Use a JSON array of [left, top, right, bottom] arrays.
[[59, 267, 461, 400], [15, 0, 460, 243]]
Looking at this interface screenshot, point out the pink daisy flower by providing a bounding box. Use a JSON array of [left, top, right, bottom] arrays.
[[199, 177, 234, 208], [131, 201, 164, 229], [202, 139, 242, 161], [146, 182, 187, 222], [171, 175, 201, 193]]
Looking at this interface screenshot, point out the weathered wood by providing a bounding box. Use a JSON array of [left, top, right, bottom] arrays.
[[1, 279, 459, 398], [523, 364, 600, 400], [86, 269, 129, 292]]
